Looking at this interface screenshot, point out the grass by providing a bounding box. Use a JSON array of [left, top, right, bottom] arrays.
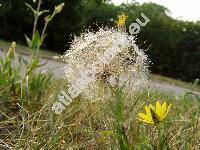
[[0, 78, 200, 149], [0, 1, 199, 148], [0, 40, 200, 149]]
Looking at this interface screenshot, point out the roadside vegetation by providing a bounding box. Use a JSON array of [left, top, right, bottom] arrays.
[[1, 0, 200, 83], [1, 39, 199, 92], [0, 40, 59, 60], [0, 0, 200, 149]]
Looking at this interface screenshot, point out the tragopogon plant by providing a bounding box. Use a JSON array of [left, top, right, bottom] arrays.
[[25, 0, 64, 55], [25, 0, 64, 76], [62, 27, 149, 100]]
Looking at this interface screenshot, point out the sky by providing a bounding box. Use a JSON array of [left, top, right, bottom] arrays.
[[112, 0, 200, 21]]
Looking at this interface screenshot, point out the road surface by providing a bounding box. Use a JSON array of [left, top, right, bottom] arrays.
[[0, 50, 199, 96]]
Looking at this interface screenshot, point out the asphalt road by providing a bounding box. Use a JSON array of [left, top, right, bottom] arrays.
[[0, 50, 199, 97]]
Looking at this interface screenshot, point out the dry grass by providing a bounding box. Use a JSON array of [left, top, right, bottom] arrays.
[[0, 40, 199, 149], [0, 79, 200, 149]]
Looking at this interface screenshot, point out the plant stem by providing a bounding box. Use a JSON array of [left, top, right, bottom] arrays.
[[36, 18, 49, 55], [32, 0, 42, 38], [114, 88, 132, 150]]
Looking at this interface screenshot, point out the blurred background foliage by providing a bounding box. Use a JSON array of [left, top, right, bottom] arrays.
[[0, 0, 199, 82]]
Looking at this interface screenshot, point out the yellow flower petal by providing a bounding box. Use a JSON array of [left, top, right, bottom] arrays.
[[161, 102, 167, 111], [148, 104, 155, 111], [116, 14, 128, 27], [138, 113, 154, 124], [138, 113, 149, 120], [137, 101, 171, 125], [163, 104, 172, 119], [155, 101, 164, 119], [137, 118, 154, 125], [144, 106, 152, 117], [138, 113, 153, 122], [156, 101, 162, 112], [159, 102, 167, 120]]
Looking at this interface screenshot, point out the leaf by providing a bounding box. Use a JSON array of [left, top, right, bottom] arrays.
[[101, 130, 116, 137], [26, 59, 47, 75], [25, 35, 32, 47], [18, 55, 28, 67], [39, 34, 47, 46], [38, 10, 49, 17], [31, 31, 41, 49], [36, 61, 47, 68], [0, 58, 5, 68], [98, 130, 117, 143], [25, 2, 37, 15]]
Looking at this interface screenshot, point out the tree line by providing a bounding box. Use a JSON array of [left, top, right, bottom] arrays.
[[0, 0, 199, 82]]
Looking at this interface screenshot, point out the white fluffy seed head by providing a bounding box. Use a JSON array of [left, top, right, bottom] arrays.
[[62, 28, 149, 100]]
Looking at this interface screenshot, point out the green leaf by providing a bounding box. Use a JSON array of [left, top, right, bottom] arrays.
[[25, 35, 32, 47], [0, 76, 7, 85], [36, 61, 47, 68], [38, 10, 50, 17], [25, 2, 37, 15], [31, 31, 41, 49], [26, 58, 47, 75], [19, 55, 28, 67], [101, 130, 116, 137]]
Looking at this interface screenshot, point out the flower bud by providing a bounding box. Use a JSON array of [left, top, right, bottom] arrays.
[[116, 13, 128, 27], [54, 2, 65, 14], [7, 42, 16, 59]]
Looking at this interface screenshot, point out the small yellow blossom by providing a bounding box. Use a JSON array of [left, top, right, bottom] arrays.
[[138, 101, 172, 125], [116, 14, 128, 27]]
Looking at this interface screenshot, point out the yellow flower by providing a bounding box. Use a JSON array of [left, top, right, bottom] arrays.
[[116, 14, 128, 27], [138, 101, 172, 125]]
